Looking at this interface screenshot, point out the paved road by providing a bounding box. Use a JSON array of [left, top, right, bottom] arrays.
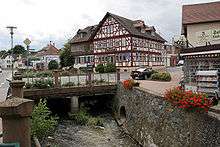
[[138, 66, 183, 96]]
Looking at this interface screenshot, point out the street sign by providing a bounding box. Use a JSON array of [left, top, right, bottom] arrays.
[[23, 38, 31, 46]]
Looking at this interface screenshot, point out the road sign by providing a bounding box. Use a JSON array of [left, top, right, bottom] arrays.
[[23, 38, 31, 46]]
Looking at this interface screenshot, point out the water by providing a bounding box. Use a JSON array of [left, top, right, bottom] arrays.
[[46, 116, 140, 147]]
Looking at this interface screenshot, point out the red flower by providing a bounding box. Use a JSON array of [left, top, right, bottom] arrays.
[[164, 86, 212, 112]]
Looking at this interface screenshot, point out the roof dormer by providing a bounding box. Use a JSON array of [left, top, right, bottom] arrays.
[[145, 26, 156, 36]]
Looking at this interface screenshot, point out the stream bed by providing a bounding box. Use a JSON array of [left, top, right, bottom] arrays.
[[46, 115, 140, 147]]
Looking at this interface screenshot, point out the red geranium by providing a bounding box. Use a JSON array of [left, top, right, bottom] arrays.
[[123, 79, 134, 90], [164, 86, 212, 112]]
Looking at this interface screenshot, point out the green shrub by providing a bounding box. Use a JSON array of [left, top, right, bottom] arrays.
[[69, 109, 90, 125], [23, 70, 35, 78], [31, 99, 58, 141], [25, 83, 32, 89], [23, 70, 52, 78], [160, 72, 171, 81], [69, 109, 104, 126], [35, 71, 52, 77], [87, 117, 104, 126], [32, 79, 54, 89], [48, 60, 59, 70], [104, 63, 116, 73], [95, 64, 105, 73], [151, 72, 171, 81]]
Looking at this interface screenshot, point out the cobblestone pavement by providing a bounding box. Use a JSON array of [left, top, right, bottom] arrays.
[[137, 66, 183, 96]]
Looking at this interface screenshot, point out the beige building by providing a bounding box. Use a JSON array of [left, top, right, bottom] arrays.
[[182, 1, 220, 47], [181, 1, 220, 95]]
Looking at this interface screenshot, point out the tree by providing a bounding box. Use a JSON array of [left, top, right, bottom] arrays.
[[48, 60, 59, 70], [12, 45, 26, 55], [0, 50, 7, 58], [60, 42, 75, 68], [31, 99, 58, 141]]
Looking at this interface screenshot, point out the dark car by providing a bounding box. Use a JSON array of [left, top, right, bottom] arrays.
[[131, 67, 152, 80]]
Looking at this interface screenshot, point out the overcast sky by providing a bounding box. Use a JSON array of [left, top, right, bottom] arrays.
[[0, 0, 218, 51]]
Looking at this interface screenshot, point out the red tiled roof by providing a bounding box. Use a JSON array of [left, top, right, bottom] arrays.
[[182, 1, 220, 25], [36, 44, 59, 56]]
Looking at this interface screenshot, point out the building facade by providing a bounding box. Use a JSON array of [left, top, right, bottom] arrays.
[[164, 44, 181, 67], [34, 43, 60, 70], [181, 1, 220, 93], [70, 12, 166, 70]]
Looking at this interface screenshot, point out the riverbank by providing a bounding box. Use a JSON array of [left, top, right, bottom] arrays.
[[45, 115, 139, 147]]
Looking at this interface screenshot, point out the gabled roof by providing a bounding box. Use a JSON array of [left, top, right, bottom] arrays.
[[36, 44, 59, 56], [70, 12, 166, 44], [69, 25, 98, 44], [107, 13, 166, 42], [182, 1, 220, 25]]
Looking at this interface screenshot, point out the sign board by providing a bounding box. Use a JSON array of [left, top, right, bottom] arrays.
[[23, 38, 31, 46], [196, 29, 220, 44], [173, 35, 187, 47]]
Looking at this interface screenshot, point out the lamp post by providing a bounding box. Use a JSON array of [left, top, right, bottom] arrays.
[[6, 26, 17, 78]]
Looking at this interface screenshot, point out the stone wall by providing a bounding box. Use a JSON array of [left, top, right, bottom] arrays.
[[115, 84, 220, 147]]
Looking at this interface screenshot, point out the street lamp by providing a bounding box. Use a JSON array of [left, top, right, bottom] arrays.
[[6, 26, 17, 78]]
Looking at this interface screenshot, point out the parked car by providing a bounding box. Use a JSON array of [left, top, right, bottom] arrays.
[[177, 60, 184, 66], [131, 67, 152, 80], [0, 68, 2, 73]]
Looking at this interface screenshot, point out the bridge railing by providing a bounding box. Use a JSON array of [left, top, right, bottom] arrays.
[[23, 70, 120, 89], [59, 72, 117, 87]]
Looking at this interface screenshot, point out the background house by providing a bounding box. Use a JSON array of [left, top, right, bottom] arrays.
[[164, 44, 181, 67], [0, 55, 13, 69], [34, 42, 60, 70]]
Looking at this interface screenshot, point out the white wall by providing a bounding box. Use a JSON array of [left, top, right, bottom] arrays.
[[187, 22, 220, 47]]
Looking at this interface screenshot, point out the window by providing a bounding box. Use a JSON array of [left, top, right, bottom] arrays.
[[87, 56, 90, 63], [123, 55, 126, 61], [122, 38, 126, 46], [77, 57, 81, 64]]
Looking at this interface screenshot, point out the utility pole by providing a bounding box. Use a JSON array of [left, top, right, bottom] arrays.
[[6, 26, 17, 79]]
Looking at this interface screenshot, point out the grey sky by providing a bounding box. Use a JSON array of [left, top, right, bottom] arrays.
[[0, 0, 219, 51]]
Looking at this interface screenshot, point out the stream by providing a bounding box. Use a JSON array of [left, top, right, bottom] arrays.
[[46, 115, 140, 147]]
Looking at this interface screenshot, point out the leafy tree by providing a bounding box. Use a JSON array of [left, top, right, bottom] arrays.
[[31, 99, 58, 140], [12, 45, 26, 55], [48, 60, 59, 70], [60, 42, 75, 68], [0, 50, 7, 58]]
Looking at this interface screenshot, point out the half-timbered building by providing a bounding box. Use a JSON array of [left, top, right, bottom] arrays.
[[70, 12, 166, 70]]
